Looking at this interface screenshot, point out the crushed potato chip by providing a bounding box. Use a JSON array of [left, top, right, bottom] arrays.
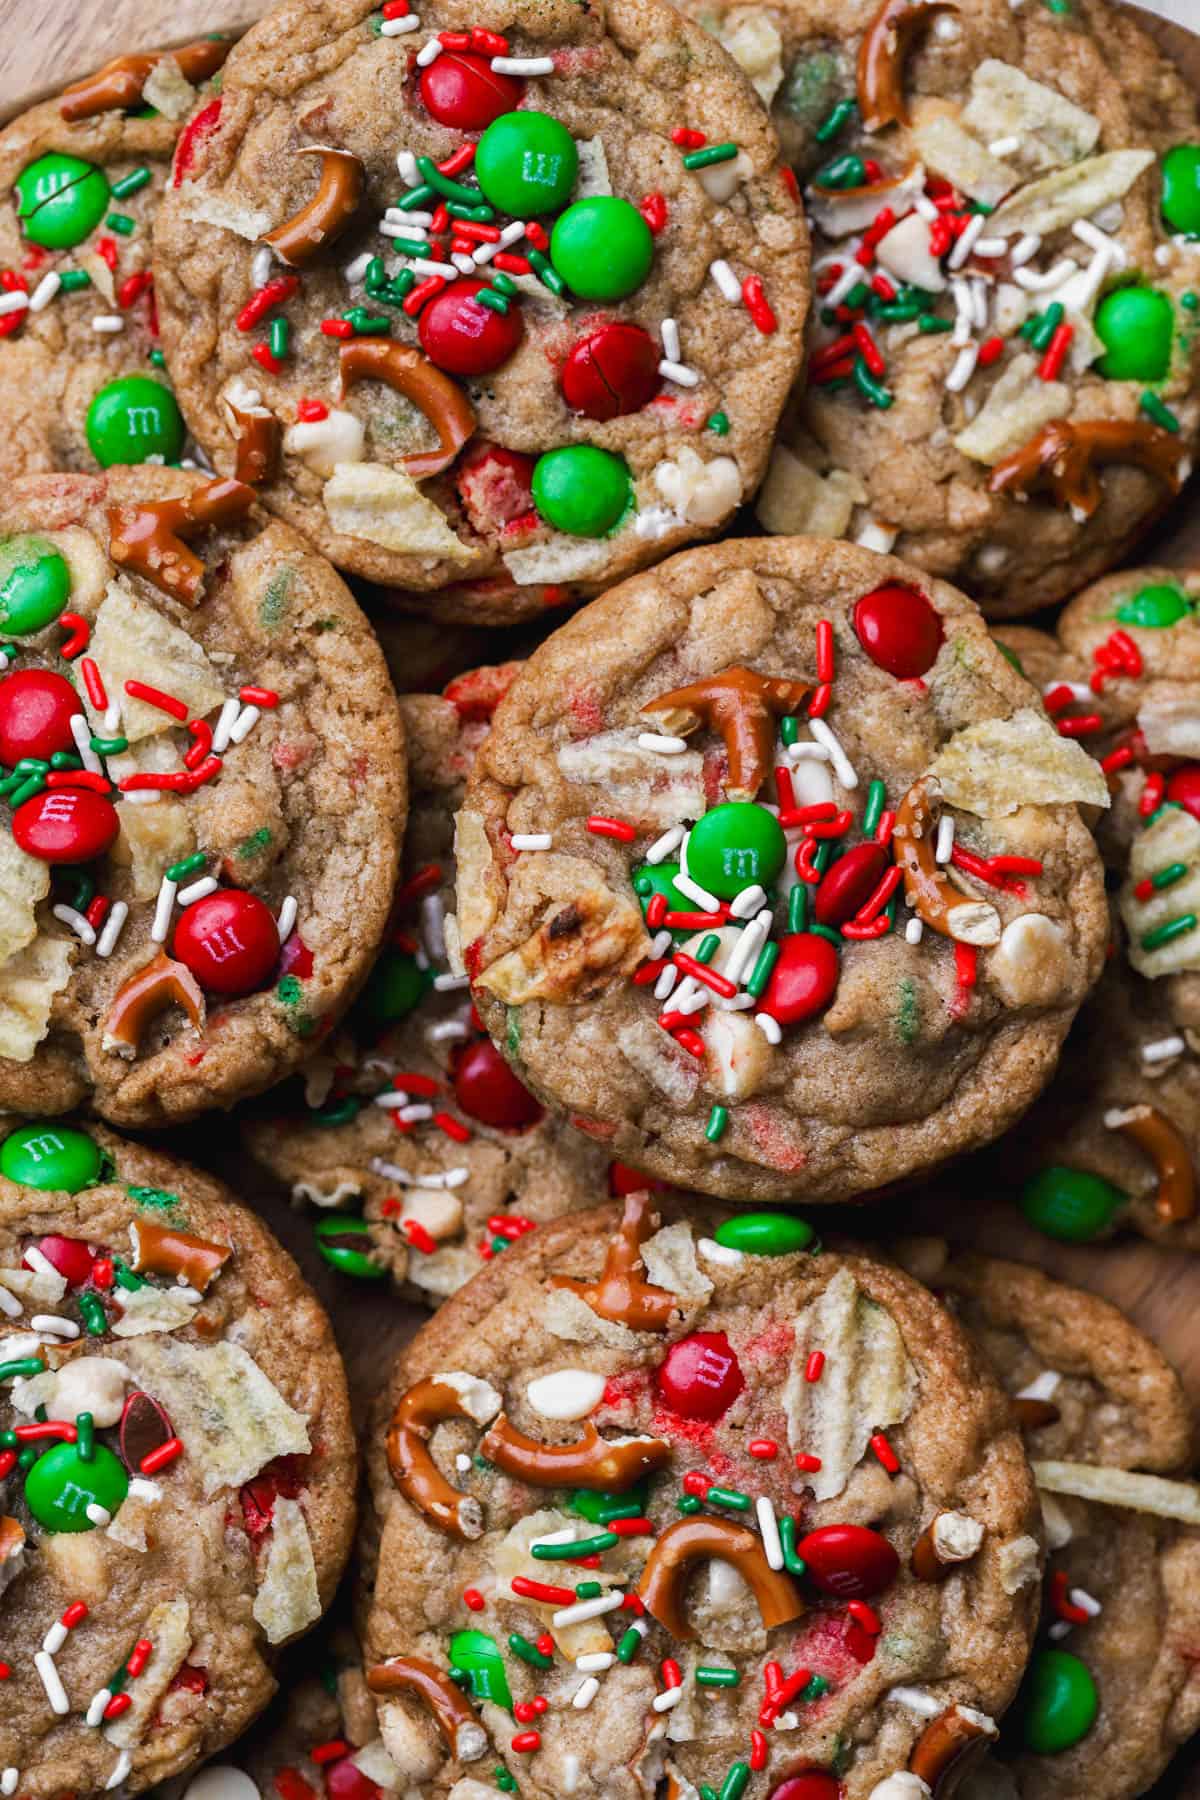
[[503, 536, 615, 585], [1033, 1460, 1200, 1523], [0, 834, 49, 966], [755, 447, 866, 538], [476, 853, 646, 1005], [963, 61, 1100, 174], [991, 150, 1155, 237], [253, 1495, 322, 1644], [88, 581, 224, 743], [911, 110, 1016, 208], [875, 209, 948, 294], [953, 355, 1070, 466], [557, 733, 706, 827], [114, 797, 195, 900], [714, 11, 784, 106], [178, 187, 275, 241], [654, 451, 741, 527], [782, 1268, 917, 1501], [997, 1534, 1042, 1593], [105, 1599, 192, 1747], [0, 935, 72, 1062], [118, 1338, 310, 1493], [110, 1285, 201, 1338], [928, 708, 1111, 817], [544, 1287, 641, 1351], [493, 1509, 636, 1657], [0, 1263, 66, 1306], [324, 462, 474, 560], [142, 55, 196, 119], [617, 1012, 702, 1107], [641, 1222, 713, 1306], [351, 1740, 404, 1792], [808, 165, 928, 240], [1121, 808, 1200, 978]]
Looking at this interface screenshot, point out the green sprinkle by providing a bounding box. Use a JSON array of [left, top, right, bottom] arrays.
[[495, 1771, 518, 1795], [719, 1763, 750, 1800], [532, 1531, 617, 1559], [677, 1492, 703, 1513], [746, 941, 779, 999], [527, 248, 565, 295], [815, 153, 866, 191], [311, 1096, 362, 1128], [853, 355, 894, 409], [594, 1499, 644, 1523], [127, 1185, 182, 1214], [0, 1358, 45, 1382], [575, 1581, 602, 1599], [845, 281, 870, 310], [917, 313, 954, 333], [706, 410, 730, 435], [813, 840, 832, 876], [491, 271, 518, 297], [149, 347, 166, 367], [49, 752, 82, 771], [1043, 0, 1071, 13], [237, 825, 273, 859], [705, 1104, 728, 1144], [875, 301, 922, 323], [343, 306, 391, 334], [270, 316, 290, 359], [801, 1673, 830, 1701], [75, 1412, 95, 1462], [706, 1485, 751, 1511], [110, 167, 152, 200], [166, 851, 207, 884], [696, 1666, 741, 1688], [387, 234, 435, 257], [415, 155, 483, 206], [90, 736, 127, 756], [815, 98, 858, 143], [9, 774, 46, 806], [1182, 292, 1199, 312], [507, 1632, 553, 1669], [1149, 862, 1189, 891], [779, 1513, 806, 1578], [616, 1624, 646, 1663], [896, 975, 919, 1045], [446, 200, 495, 223], [112, 1259, 145, 1291], [695, 933, 721, 964], [1031, 302, 1065, 353], [682, 143, 739, 171], [365, 257, 388, 287], [1140, 390, 1180, 433], [806, 922, 840, 948], [59, 268, 92, 292], [788, 882, 808, 935], [106, 213, 136, 236], [78, 1292, 108, 1337], [862, 778, 886, 839], [1141, 914, 1197, 952], [397, 183, 436, 211], [476, 289, 510, 315], [780, 715, 801, 747]]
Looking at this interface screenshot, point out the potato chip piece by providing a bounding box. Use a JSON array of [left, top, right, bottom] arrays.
[[114, 796, 195, 900], [324, 463, 474, 561], [283, 409, 366, 479], [476, 854, 646, 1005], [0, 834, 49, 966], [0, 935, 72, 1062], [783, 1267, 917, 1501], [641, 1223, 713, 1306], [1033, 1460, 1200, 1524], [178, 188, 276, 241], [963, 61, 1100, 174], [997, 1534, 1042, 1593], [118, 1338, 310, 1492], [1137, 692, 1200, 762], [911, 111, 1016, 208], [927, 708, 1110, 817], [111, 1284, 202, 1337], [755, 446, 866, 538], [1121, 808, 1200, 978], [253, 1495, 322, 1644], [809, 165, 928, 240], [503, 536, 617, 586], [88, 580, 224, 743], [557, 733, 707, 827], [715, 11, 784, 106], [544, 1287, 641, 1352], [617, 1013, 702, 1107], [453, 808, 497, 945], [953, 355, 1070, 466], [0, 1263, 66, 1306], [493, 1509, 637, 1657], [654, 451, 741, 527], [142, 54, 197, 119], [104, 1599, 192, 1747], [875, 208, 949, 293], [990, 150, 1155, 237]]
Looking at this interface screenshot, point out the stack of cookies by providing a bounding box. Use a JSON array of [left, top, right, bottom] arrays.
[[1, 1, 1199, 1796]]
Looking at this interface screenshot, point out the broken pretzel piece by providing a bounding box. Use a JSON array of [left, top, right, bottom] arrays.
[[60, 40, 230, 120], [988, 418, 1187, 522], [858, 0, 959, 133], [102, 949, 206, 1059], [339, 341, 475, 481], [265, 148, 366, 268], [638, 1516, 806, 1639], [108, 476, 255, 605], [481, 1416, 670, 1491], [367, 1656, 487, 1763], [643, 666, 811, 803], [385, 1373, 500, 1540], [1105, 1102, 1196, 1223], [551, 1191, 679, 1332], [892, 777, 1001, 945]]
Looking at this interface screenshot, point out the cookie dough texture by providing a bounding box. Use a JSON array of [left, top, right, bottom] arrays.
[[245, 673, 608, 1304], [152, 0, 810, 606], [898, 1241, 1200, 1800], [0, 469, 405, 1127], [0, 43, 229, 477], [0, 1123, 355, 1800], [364, 1197, 1041, 1800], [711, 0, 1200, 616], [458, 537, 1109, 1202]]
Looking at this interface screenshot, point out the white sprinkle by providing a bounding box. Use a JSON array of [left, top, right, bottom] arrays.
[[970, 276, 989, 331], [855, 521, 897, 554], [934, 815, 955, 864], [1069, 1587, 1102, 1617], [96, 901, 129, 959], [0, 1286, 21, 1318], [492, 54, 554, 74], [889, 1685, 943, 1718], [52, 904, 96, 947], [973, 237, 1009, 258], [452, 252, 477, 275], [724, 912, 770, 988], [948, 213, 986, 270], [1142, 1034, 1186, 1064], [86, 1502, 112, 1527], [658, 359, 700, 388], [671, 977, 707, 1015], [499, 220, 527, 247], [825, 259, 866, 309], [455, 1452, 472, 1473], [1014, 258, 1078, 292], [637, 732, 688, 754], [649, 929, 673, 959], [987, 134, 1022, 159], [343, 251, 373, 284], [652, 1686, 684, 1713], [397, 149, 422, 186], [807, 717, 857, 789], [434, 972, 470, 991], [428, 1018, 470, 1043], [709, 258, 742, 302], [0, 291, 28, 315], [756, 1493, 784, 1571], [646, 826, 686, 865], [1072, 218, 1121, 260], [914, 194, 939, 223], [654, 963, 679, 1001], [552, 1592, 625, 1628], [2, 1771, 18, 1796], [904, 917, 924, 946], [151, 876, 178, 944], [24, 1245, 60, 1283], [698, 1237, 744, 1267], [945, 343, 979, 393], [211, 696, 241, 756], [127, 1478, 161, 1503], [755, 1012, 782, 1046], [32, 1314, 79, 1339], [178, 876, 219, 908], [661, 318, 681, 362], [729, 884, 767, 920], [373, 1090, 412, 1109], [397, 1104, 432, 1124], [92, 314, 124, 333], [674, 871, 722, 912], [42, 1622, 68, 1655], [1044, 678, 1091, 703], [277, 895, 299, 943], [380, 11, 420, 30], [410, 256, 460, 278], [512, 832, 553, 851], [1048, 1620, 1072, 1641], [230, 703, 261, 744], [29, 272, 61, 313], [86, 1689, 112, 1729], [1016, 1370, 1061, 1401], [576, 1652, 615, 1672], [251, 246, 275, 289], [572, 1676, 601, 1710], [35, 1652, 69, 1715], [415, 35, 442, 63], [70, 710, 103, 775], [105, 1752, 132, 1792], [1010, 232, 1042, 267]]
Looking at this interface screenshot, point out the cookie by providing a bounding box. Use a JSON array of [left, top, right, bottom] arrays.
[[0, 39, 234, 478], [0, 468, 406, 1127], [456, 537, 1109, 1203], [896, 1240, 1200, 1800], [150, 0, 810, 607], [725, 0, 1200, 616], [0, 1116, 356, 1800], [244, 667, 609, 1305], [362, 1192, 1042, 1800]]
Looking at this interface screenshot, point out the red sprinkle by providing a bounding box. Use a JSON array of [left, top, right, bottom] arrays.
[[977, 335, 1005, 368], [1056, 713, 1103, 738], [461, 1586, 486, 1611], [1140, 772, 1166, 817], [512, 1577, 574, 1605], [870, 1430, 900, 1474], [640, 193, 668, 234], [748, 1439, 778, 1460], [511, 1732, 541, 1754], [117, 271, 152, 310], [140, 1435, 184, 1475], [524, 221, 549, 252], [682, 1470, 713, 1498], [296, 397, 329, 422], [661, 1658, 683, 1691], [671, 127, 706, 149], [320, 318, 355, 339], [61, 1602, 89, 1629], [237, 276, 300, 333], [402, 275, 447, 316], [80, 657, 108, 710], [240, 685, 279, 707], [644, 892, 668, 929], [954, 943, 978, 992], [433, 1110, 472, 1142], [45, 769, 111, 793], [805, 1351, 825, 1383], [125, 679, 188, 721], [535, 1632, 556, 1654], [750, 1729, 768, 1771], [1049, 1569, 1091, 1625], [402, 1219, 437, 1254], [1038, 321, 1074, 382], [742, 274, 777, 333], [96, 236, 118, 272], [807, 682, 833, 719], [1101, 744, 1135, 774], [815, 619, 835, 685], [439, 143, 477, 178], [310, 1742, 351, 1766], [633, 960, 668, 986], [663, 908, 730, 929], [103, 1693, 133, 1721], [609, 1516, 654, 1537], [85, 896, 109, 930], [587, 815, 637, 843], [125, 1638, 152, 1678], [672, 950, 737, 998], [847, 1599, 881, 1635], [57, 613, 89, 659], [794, 1452, 822, 1473], [493, 252, 532, 274], [184, 719, 214, 770], [251, 343, 284, 374], [852, 322, 885, 378]]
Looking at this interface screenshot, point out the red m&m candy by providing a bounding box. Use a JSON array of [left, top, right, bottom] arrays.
[[324, 1757, 384, 1800], [12, 786, 119, 864], [1167, 765, 1200, 821], [453, 1038, 543, 1130], [768, 1774, 841, 1800], [795, 1523, 899, 1597], [419, 277, 525, 377], [0, 669, 80, 765], [560, 323, 661, 422], [853, 584, 943, 679], [656, 1330, 745, 1421], [172, 889, 280, 997], [759, 933, 840, 1027], [419, 51, 524, 131], [32, 1234, 94, 1288], [814, 843, 888, 929]]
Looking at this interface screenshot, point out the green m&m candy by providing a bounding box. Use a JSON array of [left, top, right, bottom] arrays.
[[714, 1212, 815, 1255], [0, 1124, 102, 1193], [686, 802, 786, 900], [1116, 582, 1192, 629], [357, 948, 429, 1026], [16, 153, 110, 250], [24, 1440, 129, 1532], [86, 375, 185, 468], [1018, 1165, 1127, 1242], [1017, 1649, 1098, 1754], [448, 1629, 513, 1710], [1095, 286, 1174, 382], [474, 111, 578, 217], [550, 197, 654, 302], [531, 445, 632, 537], [314, 1215, 385, 1280], [0, 537, 70, 636], [632, 863, 693, 936], [1162, 145, 1200, 238]]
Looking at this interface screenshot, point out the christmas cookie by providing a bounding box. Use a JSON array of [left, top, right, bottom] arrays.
[[896, 1240, 1200, 1800], [244, 666, 608, 1305], [738, 0, 1200, 616], [362, 1193, 1042, 1800], [455, 537, 1109, 1204], [0, 1118, 356, 1800], [0, 468, 405, 1128], [150, 0, 810, 607], [0, 39, 234, 478]]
